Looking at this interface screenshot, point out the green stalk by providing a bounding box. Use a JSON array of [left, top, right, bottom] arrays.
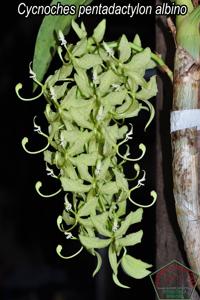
[[108, 42, 173, 81]]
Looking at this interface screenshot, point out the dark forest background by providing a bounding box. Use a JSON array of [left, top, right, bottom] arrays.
[[0, 0, 157, 299]]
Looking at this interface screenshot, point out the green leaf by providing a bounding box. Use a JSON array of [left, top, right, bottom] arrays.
[[117, 198, 127, 217], [95, 211, 109, 224], [79, 212, 109, 228], [72, 19, 87, 39], [67, 141, 85, 156], [48, 120, 62, 140], [98, 47, 111, 62], [59, 64, 73, 79], [115, 97, 131, 114], [112, 273, 130, 289], [116, 230, 143, 248], [61, 177, 91, 193], [136, 76, 157, 101], [93, 19, 106, 43], [113, 169, 129, 192], [92, 250, 102, 277], [136, 76, 157, 130], [76, 54, 102, 69], [115, 99, 141, 119], [78, 197, 98, 217], [88, 136, 98, 153], [74, 69, 92, 98], [85, 226, 95, 238], [97, 157, 110, 179], [79, 235, 111, 249], [101, 182, 119, 195], [108, 244, 118, 275], [72, 38, 88, 57], [65, 130, 92, 156], [146, 59, 156, 69], [45, 104, 58, 123], [43, 150, 53, 164], [70, 152, 98, 166], [125, 47, 151, 73], [119, 34, 131, 63], [127, 71, 147, 87], [77, 164, 93, 183], [143, 99, 155, 131], [70, 106, 94, 129], [60, 129, 73, 146], [60, 86, 77, 110], [33, 0, 86, 86], [62, 160, 78, 180], [62, 210, 75, 225], [102, 124, 119, 150], [53, 82, 68, 100], [118, 125, 128, 139], [133, 34, 142, 48], [121, 254, 152, 279], [52, 152, 64, 169], [79, 217, 93, 228], [101, 90, 127, 108], [114, 209, 143, 238], [99, 69, 119, 95], [46, 64, 73, 86], [91, 215, 112, 237]]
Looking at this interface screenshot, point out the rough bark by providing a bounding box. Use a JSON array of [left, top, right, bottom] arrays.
[[156, 14, 183, 267], [171, 46, 200, 290], [156, 9, 200, 299]]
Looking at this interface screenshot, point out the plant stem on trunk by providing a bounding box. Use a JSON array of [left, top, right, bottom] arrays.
[[171, 1, 200, 289]]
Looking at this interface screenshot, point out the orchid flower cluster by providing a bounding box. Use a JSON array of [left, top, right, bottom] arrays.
[[16, 19, 157, 288]]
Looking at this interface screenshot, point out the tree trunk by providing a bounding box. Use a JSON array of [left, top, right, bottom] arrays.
[[156, 3, 200, 298], [156, 10, 184, 267], [171, 45, 200, 290]]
